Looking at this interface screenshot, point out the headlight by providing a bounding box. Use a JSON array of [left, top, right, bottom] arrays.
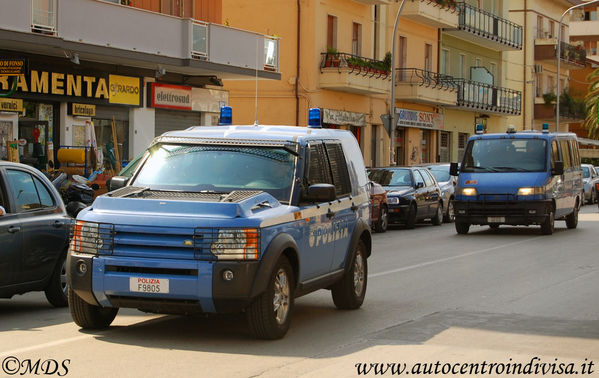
[[210, 228, 260, 260], [459, 187, 477, 196], [71, 221, 108, 255], [387, 197, 400, 205], [517, 187, 544, 196]]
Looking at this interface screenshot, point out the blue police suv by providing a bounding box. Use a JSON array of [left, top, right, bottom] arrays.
[[68, 123, 372, 339]]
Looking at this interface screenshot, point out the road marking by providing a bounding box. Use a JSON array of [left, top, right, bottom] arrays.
[[0, 335, 91, 358], [369, 236, 541, 278]]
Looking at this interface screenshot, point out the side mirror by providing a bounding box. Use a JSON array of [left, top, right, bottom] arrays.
[[415, 182, 424, 189], [449, 162, 459, 176], [0, 206, 5, 216], [108, 176, 129, 191], [303, 184, 336, 203], [552, 161, 564, 176]]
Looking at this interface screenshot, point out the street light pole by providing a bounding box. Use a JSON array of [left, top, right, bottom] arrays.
[[389, 0, 407, 165], [556, 0, 599, 132]]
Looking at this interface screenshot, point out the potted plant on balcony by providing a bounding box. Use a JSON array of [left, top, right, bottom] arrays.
[[325, 47, 340, 67], [543, 92, 557, 105], [382, 51, 392, 75]]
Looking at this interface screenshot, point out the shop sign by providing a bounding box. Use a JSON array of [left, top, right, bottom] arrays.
[[323, 109, 366, 127], [0, 98, 23, 112], [0, 58, 25, 76], [148, 83, 192, 110], [191, 87, 228, 113], [0, 69, 141, 106], [69, 103, 96, 117], [395, 108, 443, 130]]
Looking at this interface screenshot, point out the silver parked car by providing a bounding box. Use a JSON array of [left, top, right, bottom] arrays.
[[581, 164, 599, 204], [422, 163, 456, 223]]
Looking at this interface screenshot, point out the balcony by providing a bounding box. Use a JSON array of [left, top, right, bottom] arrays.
[[319, 52, 390, 95], [394, 68, 457, 105], [402, 0, 459, 29], [443, 2, 522, 51], [534, 40, 586, 70], [0, 0, 280, 80], [534, 103, 585, 123], [570, 20, 599, 37], [453, 79, 521, 115]]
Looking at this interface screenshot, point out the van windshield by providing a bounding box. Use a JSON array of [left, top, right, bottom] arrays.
[[461, 139, 547, 173], [132, 144, 296, 203]]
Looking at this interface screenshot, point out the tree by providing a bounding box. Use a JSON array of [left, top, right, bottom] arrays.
[[584, 68, 599, 138]]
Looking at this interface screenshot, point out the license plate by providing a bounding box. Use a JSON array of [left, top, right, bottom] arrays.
[[129, 277, 169, 294], [487, 216, 505, 223]]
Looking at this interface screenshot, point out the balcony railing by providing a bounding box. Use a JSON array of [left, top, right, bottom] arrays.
[[320, 52, 391, 78], [394, 68, 458, 105], [560, 41, 586, 66], [455, 2, 523, 50], [454, 79, 521, 115], [395, 68, 457, 90]]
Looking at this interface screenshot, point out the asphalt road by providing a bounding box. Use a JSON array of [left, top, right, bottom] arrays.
[[1, 206, 598, 377]]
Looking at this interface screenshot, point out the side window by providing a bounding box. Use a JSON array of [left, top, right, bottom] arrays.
[[550, 140, 559, 169], [559, 140, 571, 169], [6, 170, 43, 211], [324, 142, 352, 197], [570, 140, 580, 167], [413, 170, 425, 187], [33, 176, 55, 208], [306, 143, 333, 187], [420, 170, 434, 187]]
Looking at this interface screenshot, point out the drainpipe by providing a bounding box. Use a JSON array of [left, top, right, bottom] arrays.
[[296, 0, 301, 126], [523, 0, 527, 129]]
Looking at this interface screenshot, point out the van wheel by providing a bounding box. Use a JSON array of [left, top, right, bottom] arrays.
[[455, 222, 470, 235], [565, 206, 578, 229], [44, 253, 68, 307], [331, 240, 367, 310], [431, 202, 443, 226], [247, 256, 294, 339], [541, 210, 554, 235], [405, 203, 417, 229], [69, 287, 118, 329], [374, 206, 388, 233]]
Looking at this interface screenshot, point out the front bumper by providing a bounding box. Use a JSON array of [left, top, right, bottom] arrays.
[[453, 199, 553, 226], [68, 253, 259, 314], [387, 204, 410, 223]]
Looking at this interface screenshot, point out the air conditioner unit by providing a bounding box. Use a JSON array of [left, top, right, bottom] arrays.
[[534, 64, 543, 73]]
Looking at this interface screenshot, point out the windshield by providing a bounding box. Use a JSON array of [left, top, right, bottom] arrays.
[[428, 167, 450, 183], [132, 144, 296, 203], [368, 168, 412, 187], [582, 166, 590, 178], [461, 139, 547, 173]]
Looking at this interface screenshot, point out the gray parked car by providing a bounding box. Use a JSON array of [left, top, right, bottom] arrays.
[[422, 163, 456, 222], [581, 164, 599, 204]]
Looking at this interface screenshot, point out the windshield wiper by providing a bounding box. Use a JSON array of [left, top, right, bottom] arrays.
[[490, 166, 533, 172], [462, 166, 497, 172]]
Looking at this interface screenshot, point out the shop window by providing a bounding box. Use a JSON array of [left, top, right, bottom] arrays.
[[92, 119, 129, 168]]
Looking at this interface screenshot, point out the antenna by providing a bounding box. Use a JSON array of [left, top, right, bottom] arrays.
[[254, 38, 259, 126]]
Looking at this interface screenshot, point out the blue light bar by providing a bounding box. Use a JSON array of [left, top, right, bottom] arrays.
[[219, 106, 232, 126], [542, 123, 549, 133], [475, 123, 484, 134], [308, 108, 321, 128]]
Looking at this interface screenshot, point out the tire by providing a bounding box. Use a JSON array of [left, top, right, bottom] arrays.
[[69, 287, 118, 329], [565, 205, 578, 229], [45, 253, 68, 307], [591, 189, 596, 205], [331, 240, 367, 310], [247, 256, 294, 339], [443, 199, 455, 223], [455, 222, 470, 235], [431, 202, 443, 226], [374, 205, 388, 233], [540, 209, 554, 235], [405, 203, 417, 229]]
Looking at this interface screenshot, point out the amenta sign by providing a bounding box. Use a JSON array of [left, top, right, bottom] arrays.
[[148, 83, 192, 110], [0, 59, 26, 76], [0, 69, 141, 106], [0, 98, 23, 112], [69, 103, 96, 117], [395, 108, 443, 130]]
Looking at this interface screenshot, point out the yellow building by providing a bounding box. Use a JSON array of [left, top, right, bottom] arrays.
[[222, 0, 463, 167]]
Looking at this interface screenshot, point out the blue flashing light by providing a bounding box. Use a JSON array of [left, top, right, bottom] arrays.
[[308, 108, 322, 128], [475, 123, 484, 134], [542, 123, 549, 133], [219, 106, 232, 126]]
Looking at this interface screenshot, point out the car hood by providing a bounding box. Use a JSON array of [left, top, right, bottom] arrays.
[[384, 186, 414, 197]]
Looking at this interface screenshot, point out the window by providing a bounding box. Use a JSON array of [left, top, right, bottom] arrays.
[[425, 44, 432, 71], [549, 20, 554, 38], [537, 16, 543, 38], [413, 170, 425, 187], [398, 36, 407, 69], [352, 22, 362, 56], [475, 58, 481, 67], [559, 140, 572, 169], [570, 140, 580, 167], [561, 25, 566, 42], [327, 15, 337, 50], [307, 143, 333, 187], [31, 0, 57, 33], [547, 75, 555, 93], [550, 140, 559, 169], [440, 49, 449, 75], [458, 133, 468, 161], [536, 75, 543, 97], [420, 169, 434, 187], [458, 54, 466, 79], [324, 143, 352, 197], [489, 62, 496, 83], [6, 170, 54, 212]]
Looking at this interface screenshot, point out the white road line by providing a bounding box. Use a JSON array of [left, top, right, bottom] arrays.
[[369, 236, 541, 278], [0, 335, 91, 358]]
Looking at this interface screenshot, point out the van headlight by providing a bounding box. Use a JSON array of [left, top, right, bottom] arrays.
[[459, 187, 477, 196], [517, 187, 544, 196], [210, 228, 260, 260]]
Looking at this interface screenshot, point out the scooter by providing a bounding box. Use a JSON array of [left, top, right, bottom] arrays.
[[50, 172, 98, 218]]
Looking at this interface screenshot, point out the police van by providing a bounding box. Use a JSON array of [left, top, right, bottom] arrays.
[[450, 124, 583, 235], [67, 108, 372, 339]]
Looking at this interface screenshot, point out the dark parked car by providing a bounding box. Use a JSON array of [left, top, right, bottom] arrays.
[[0, 162, 70, 306], [422, 163, 456, 223], [368, 180, 388, 232], [368, 167, 443, 228]]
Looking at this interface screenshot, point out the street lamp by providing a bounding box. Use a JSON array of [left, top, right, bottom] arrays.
[[387, 0, 407, 165], [556, 0, 599, 132]]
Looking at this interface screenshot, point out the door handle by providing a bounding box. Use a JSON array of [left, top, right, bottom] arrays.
[[53, 221, 64, 228], [7, 226, 21, 233]]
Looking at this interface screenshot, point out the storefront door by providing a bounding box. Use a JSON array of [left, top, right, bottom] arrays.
[[18, 120, 49, 171]]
